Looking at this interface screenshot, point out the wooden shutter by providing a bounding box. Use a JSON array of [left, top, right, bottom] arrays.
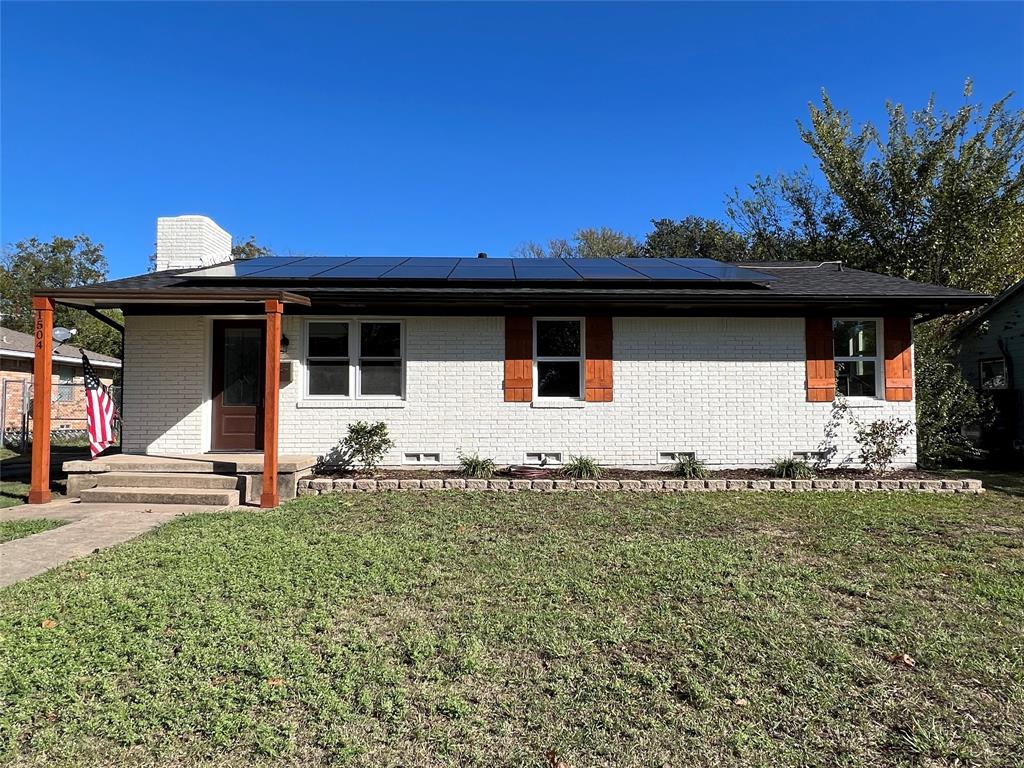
[[504, 316, 532, 402], [884, 316, 913, 401], [585, 316, 613, 402], [805, 317, 835, 402]]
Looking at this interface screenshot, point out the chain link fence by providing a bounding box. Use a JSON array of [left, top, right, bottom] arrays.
[[1, 377, 121, 452]]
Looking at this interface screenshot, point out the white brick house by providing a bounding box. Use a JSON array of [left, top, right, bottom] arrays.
[[29, 215, 987, 506]]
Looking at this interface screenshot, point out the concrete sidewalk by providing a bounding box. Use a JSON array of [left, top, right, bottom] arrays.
[[0, 499, 231, 588]]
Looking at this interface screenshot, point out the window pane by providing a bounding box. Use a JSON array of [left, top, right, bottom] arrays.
[[308, 360, 349, 396], [308, 322, 349, 357], [223, 328, 262, 405], [537, 361, 581, 398], [361, 322, 401, 357], [833, 320, 876, 357], [980, 359, 1007, 390], [836, 360, 876, 397], [360, 360, 402, 396], [536, 320, 581, 357]]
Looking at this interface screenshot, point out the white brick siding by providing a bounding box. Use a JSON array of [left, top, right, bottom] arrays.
[[122, 315, 918, 467], [155, 216, 231, 271]]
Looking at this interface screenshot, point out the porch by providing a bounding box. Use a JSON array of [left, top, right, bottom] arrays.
[[62, 452, 317, 506]]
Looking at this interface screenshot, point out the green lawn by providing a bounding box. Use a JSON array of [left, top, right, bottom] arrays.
[[0, 519, 67, 544], [1, 487, 1021, 766]]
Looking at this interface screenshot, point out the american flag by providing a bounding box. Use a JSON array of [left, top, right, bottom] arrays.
[[82, 353, 118, 458]]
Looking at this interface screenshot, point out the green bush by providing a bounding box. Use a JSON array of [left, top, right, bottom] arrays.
[[316, 421, 394, 474], [458, 451, 497, 479], [562, 455, 602, 480], [672, 455, 709, 479], [771, 457, 814, 479]]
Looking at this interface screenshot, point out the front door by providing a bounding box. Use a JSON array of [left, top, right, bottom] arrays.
[[211, 320, 264, 451]]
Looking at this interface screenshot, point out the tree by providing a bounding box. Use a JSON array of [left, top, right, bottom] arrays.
[[725, 170, 864, 263], [641, 216, 749, 261], [511, 228, 639, 258], [795, 82, 1024, 293], [0, 235, 122, 358]]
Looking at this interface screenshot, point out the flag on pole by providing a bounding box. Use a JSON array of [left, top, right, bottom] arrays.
[[82, 353, 118, 458]]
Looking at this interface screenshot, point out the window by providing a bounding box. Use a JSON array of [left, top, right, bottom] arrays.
[[56, 365, 74, 402], [979, 358, 1008, 390], [833, 319, 881, 398], [534, 319, 583, 399], [307, 321, 350, 396], [305, 319, 404, 399], [359, 321, 403, 397]]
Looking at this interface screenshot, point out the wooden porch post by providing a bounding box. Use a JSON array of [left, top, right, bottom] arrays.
[[29, 296, 54, 504], [260, 300, 283, 508]]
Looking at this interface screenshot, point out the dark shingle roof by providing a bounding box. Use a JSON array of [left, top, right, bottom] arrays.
[[0, 326, 121, 365], [40, 258, 989, 316]]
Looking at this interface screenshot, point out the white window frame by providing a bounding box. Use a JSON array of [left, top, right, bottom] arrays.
[[833, 317, 883, 401], [978, 357, 1008, 390], [533, 317, 585, 401], [56, 365, 75, 402], [305, 319, 354, 399], [303, 318, 405, 401], [356, 319, 405, 400]]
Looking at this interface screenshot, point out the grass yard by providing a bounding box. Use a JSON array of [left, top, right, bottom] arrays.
[[1, 486, 1022, 766], [0, 519, 67, 544], [0, 482, 33, 510]]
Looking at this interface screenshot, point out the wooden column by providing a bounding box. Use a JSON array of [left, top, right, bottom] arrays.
[[29, 297, 54, 504], [260, 300, 283, 508]]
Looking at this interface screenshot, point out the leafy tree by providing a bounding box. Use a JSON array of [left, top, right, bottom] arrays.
[[914, 321, 992, 467], [796, 82, 1024, 293], [726, 170, 864, 263], [0, 235, 122, 358], [511, 228, 639, 258], [641, 216, 749, 261]]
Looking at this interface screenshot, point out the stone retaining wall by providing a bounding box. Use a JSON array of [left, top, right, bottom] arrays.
[[298, 477, 984, 494]]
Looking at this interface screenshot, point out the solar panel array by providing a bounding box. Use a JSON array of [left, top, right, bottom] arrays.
[[186, 256, 776, 283]]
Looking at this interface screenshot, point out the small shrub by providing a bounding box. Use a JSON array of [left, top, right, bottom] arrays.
[[673, 455, 709, 479], [771, 457, 814, 479], [458, 451, 496, 479], [562, 455, 602, 480], [854, 418, 914, 474], [316, 421, 394, 474]]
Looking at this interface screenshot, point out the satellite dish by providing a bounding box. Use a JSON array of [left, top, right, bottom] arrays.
[[53, 327, 77, 344]]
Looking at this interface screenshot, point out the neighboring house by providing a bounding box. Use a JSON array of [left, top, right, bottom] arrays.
[[27, 216, 987, 506], [0, 326, 121, 434], [956, 278, 1024, 460]]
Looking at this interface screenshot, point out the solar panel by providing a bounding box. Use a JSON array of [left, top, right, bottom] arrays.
[[511, 260, 582, 280], [315, 257, 409, 278], [615, 258, 718, 281], [448, 259, 516, 280], [381, 258, 460, 279], [183, 255, 775, 285], [247, 257, 360, 278], [562, 259, 648, 280], [666, 258, 776, 282]]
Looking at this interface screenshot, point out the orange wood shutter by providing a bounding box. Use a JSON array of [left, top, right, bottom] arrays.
[[585, 316, 613, 402], [883, 316, 914, 401], [805, 317, 835, 402], [504, 316, 533, 402]]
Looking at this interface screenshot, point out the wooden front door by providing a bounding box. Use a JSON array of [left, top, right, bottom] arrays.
[[211, 320, 265, 451]]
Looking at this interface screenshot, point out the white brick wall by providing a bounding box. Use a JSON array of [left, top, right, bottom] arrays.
[[122, 315, 918, 467], [155, 216, 231, 271], [122, 316, 208, 454]]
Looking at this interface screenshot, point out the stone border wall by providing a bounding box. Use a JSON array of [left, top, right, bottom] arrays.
[[298, 477, 984, 494]]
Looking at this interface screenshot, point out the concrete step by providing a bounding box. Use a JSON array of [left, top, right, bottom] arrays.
[[78, 486, 241, 506], [94, 472, 241, 490]]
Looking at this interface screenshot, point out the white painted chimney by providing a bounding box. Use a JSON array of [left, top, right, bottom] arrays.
[[155, 215, 232, 271]]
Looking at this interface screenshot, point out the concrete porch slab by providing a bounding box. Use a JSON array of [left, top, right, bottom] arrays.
[[63, 453, 317, 474]]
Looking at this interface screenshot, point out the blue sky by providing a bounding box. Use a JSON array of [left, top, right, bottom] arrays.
[[2, 2, 1022, 278]]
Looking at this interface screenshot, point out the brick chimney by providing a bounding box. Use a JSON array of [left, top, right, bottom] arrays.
[[155, 215, 231, 271]]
